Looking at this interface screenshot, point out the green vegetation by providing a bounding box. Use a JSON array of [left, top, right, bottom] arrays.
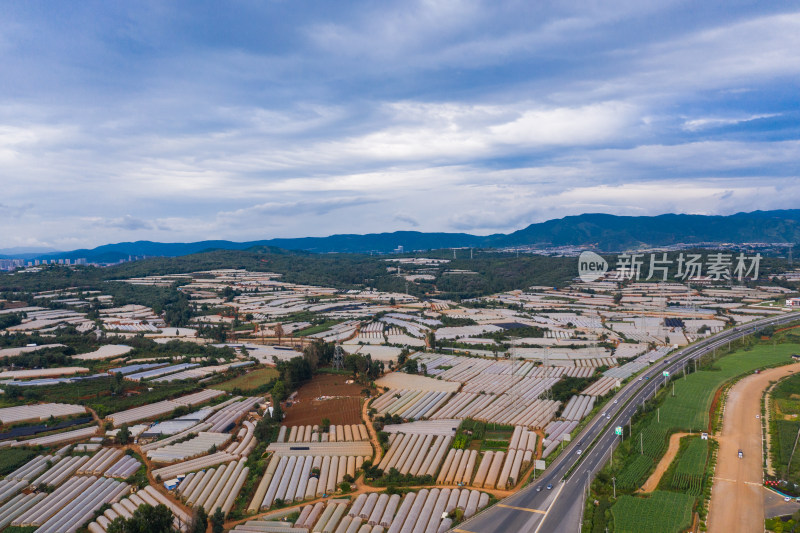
[[666, 437, 708, 495], [107, 503, 177, 532], [0, 448, 36, 476], [0, 249, 583, 304], [766, 512, 800, 533], [551, 375, 599, 404], [0, 312, 23, 330], [769, 371, 800, 486], [214, 367, 280, 393], [3, 376, 201, 418], [611, 491, 695, 533], [617, 455, 654, 491], [585, 336, 800, 532]]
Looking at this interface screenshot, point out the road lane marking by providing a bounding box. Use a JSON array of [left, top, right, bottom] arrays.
[[453, 529, 477, 533], [496, 503, 546, 514], [534, 481, 566, 533], [713, 476, 761, 486]]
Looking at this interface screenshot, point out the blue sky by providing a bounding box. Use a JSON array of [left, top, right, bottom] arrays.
[[1, 1, 799, 249]]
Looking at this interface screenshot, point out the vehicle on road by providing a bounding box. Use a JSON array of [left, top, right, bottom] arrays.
[[756, 414, 760, 419], [614, 400, 618, 404], [738, 449, 743, 458], [785, 496, 792, 502], [546, 484, 553, 490], [576, 449, 582, 455], [536, 486, 541, 492]]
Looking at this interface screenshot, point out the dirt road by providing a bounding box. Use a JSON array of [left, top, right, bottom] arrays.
[[708, 362, 800, 533], [639, 432, 689, 493]]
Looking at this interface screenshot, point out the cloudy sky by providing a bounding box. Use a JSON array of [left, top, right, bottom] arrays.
[[1, 1, 799, 250]]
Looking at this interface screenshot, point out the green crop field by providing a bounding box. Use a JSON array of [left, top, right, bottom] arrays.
[[669, 437, 708, 495], [617, 454, 654, 490], [770, 372, 800, 483], [606, 343, 798, 531], [611, 491, 695, 533], [0, 448, 36, 477], [639, 422, 670, 460], [214, 367, 280, 392], [628, 344, 800, 462], [772, 372, 800, 415], [774, 420, 800, 466], [656, 343, 799, 433]]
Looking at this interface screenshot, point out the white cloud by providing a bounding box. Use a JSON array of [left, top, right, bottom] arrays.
[[0, 4, 799, 248], [682, 113, 780, 131]]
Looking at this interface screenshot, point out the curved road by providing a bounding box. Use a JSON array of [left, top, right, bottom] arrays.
[[454, 311, 799, 533]]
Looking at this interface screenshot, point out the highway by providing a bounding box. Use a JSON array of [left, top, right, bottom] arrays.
[[454, 311, 799, 533]]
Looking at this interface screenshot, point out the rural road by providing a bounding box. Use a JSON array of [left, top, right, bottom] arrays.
[[708, 362, 800, 533], [455, 312, 799, 533]]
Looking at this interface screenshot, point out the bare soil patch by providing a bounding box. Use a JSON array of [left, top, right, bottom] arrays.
[[282, 373, 365, 426]]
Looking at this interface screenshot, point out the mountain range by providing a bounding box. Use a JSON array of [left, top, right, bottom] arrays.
[[7, 209, 800, 263]]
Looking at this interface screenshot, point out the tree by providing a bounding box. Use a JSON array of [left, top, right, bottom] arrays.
[[402, 358, 419, 374], [274, 323, 284, 345], [190, 507, 208, 533], [211, 507, 225, 533], [107, 504, 176, 533], [271, 402, 283, 423], [117, 424, 131, 445], [271, 380, 287, 403], [426, 331, 436, 350]]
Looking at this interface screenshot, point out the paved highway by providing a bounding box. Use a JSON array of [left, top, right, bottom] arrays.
[[454, 311, 799, 533]]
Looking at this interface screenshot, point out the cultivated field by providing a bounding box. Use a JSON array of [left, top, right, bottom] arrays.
[[612, 491, 695, 533], [605, 342, 800, 532], [214, 366, 279, 392], [282, 373, 365, 426]]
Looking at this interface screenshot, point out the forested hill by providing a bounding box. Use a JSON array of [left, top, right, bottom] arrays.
[[18, 209, 800, 261], [0, 248, 580, 300]]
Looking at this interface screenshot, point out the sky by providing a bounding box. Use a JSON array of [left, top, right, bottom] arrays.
[[1, 1, 799, 251]]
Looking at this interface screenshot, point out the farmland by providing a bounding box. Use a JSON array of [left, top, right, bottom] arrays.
[[282, 373, 365, 426], [0, 260, 796, 533], [666, 437, 708, 495], [1, 376, 202, 418], [657, 343, 800, 433], [769, 372, 800, 484], [585, 340, 800, 532], [0, 448, 36, 476], [214, 366, 280, 392], [611, 491, 695, 533]]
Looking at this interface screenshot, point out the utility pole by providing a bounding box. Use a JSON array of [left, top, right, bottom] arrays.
[[612, 477, 616, 499], [640, 433, 643, 455]]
